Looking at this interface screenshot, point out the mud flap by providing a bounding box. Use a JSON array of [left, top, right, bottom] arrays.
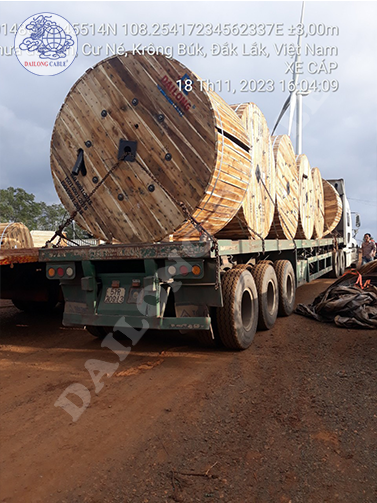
[[174, 304, 213, 335]]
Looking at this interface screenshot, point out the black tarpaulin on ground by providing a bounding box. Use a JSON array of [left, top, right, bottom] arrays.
[[295, 261, 377, 329]]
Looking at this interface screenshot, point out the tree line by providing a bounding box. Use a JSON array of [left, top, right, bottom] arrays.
[[0, 187, 89, 239]]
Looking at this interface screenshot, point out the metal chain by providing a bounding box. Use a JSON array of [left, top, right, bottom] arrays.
[[48, 151, 222, 289], [319, 205, 334, 237], [134, 158, 221, 290], [257, 173, 297, 250], [257, 175, 281, 239], [46, 156, 125, 246], [315, 205, 338, 256], [179, 202, 220, 290], [234, 215, 266, 253]]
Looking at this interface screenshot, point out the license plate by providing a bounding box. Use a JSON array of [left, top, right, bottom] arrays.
[[104, 287, 125, 304]]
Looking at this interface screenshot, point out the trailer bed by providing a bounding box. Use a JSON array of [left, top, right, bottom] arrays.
[[0, 248, 40, 266], [38, 237, 339, 262]]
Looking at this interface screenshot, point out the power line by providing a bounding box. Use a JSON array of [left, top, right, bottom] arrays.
[[348, 197, 377, 206]]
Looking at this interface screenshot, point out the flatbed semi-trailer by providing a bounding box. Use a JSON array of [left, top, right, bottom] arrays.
[[37, 235, 355, 350], [0, 248, 62, 311], [0, 178, 360, 350]]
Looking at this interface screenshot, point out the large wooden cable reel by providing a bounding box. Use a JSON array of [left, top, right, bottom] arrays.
[[0, 222, 33, 250], [311, 167, 325, 239], [322, 179, 343, 236], [216, 102, 276, 240], [50, 54, 251, 243], [268, 135, 299, 240], [295, 154, 314, 239]]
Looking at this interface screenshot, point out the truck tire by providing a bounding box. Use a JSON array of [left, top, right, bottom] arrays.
[[329, 251, 340, 278], [251, 263, 279, 330], [338, 250, 346, 276], [216, 268, 259, 350], [86, 325, 137, 340], [256, 260, 273, 266], [12, 299, 32, 312], [85, 326, 109, 339], [12, 299, 58, 313], [273, 260, 296, 317]]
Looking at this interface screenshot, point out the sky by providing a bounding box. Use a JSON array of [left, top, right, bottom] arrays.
[[0, 1, 376, 243]]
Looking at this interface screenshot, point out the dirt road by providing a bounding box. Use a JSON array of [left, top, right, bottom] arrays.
[[0, 278, 376, 503]]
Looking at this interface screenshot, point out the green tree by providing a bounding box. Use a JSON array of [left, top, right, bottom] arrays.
[[36, 202, 67, 231], [0, 187, 92, 241], [0, 187, 42, 229]]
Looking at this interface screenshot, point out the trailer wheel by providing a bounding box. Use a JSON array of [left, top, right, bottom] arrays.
[[12, 299, 58, 313], [273, 260, 296, 317], [329, 251, 340, 278], [251, 263, 279, 330], [12, 299, 32, 312], [216, 268, 258, 350], [85, 326, 109, 339], [338, 250, 346, 276], [256, 260, 274, 266]]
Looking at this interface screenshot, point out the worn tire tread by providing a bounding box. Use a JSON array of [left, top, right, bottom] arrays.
[[217, 268, 244, 349], [251, 263, 278, 330], [273, 260, 296, 317], [217, 266, 258, 350], [329, 251, 340, 278], [338, 250, 346, 276]]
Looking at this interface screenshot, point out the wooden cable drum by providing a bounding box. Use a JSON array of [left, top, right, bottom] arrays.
[[322, 179, 343, 236], [215, 102, 275, 240], [0, 222, 33, 250], [267, 135, 299, 240], [311, 167, 325, 239], [295, 154, 314, 239], [31, 230, 67, 248], [51, 54, 251, 244]]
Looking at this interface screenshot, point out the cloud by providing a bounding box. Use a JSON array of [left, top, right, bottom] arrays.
[[0, 104, 57, 201], [0, 1, 376, 239]]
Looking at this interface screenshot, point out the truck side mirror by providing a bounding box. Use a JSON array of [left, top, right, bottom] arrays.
[[355, 214, 361, 227]]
